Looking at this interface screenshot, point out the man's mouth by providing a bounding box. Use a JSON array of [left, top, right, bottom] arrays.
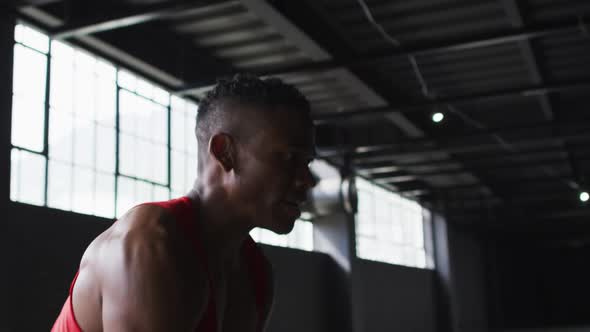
[[281, 200, 302, 218]]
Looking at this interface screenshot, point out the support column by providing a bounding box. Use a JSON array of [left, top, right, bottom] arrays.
[[0, 11, 15, 207], [432, 212, 456, 332], [313, 212, 355, 272], [310, 165, 357, 332], [313, 212, 356, 332], [0, 11, 15, 331], [434, 211, 489, 332]]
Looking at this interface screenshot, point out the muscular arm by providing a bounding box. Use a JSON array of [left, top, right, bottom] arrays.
[[98, 206, 206, 332]]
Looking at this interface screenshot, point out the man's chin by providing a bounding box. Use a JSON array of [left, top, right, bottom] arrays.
[[266, 217, 297, 235], [273, 225, 294, 235]]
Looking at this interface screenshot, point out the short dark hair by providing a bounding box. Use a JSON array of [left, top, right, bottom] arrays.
[[195, 73, 311, 155]]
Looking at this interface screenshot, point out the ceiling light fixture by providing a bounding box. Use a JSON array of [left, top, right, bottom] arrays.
[[432, 112, 444, 123]]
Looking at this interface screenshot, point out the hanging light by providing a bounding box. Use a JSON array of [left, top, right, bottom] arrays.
[[432, 112, 444, 123]]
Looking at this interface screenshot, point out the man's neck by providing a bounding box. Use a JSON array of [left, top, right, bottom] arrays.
[[185, 188, 252, 270]]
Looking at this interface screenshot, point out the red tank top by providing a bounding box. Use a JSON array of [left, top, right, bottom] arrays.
[[51, 196, 271, 332]]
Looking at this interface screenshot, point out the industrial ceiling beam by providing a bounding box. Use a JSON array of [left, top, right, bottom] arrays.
[[389, 169, 573, 191], [372, 174, 418, 183], [94, 21, 235, 89], [15, 10, 187, 93], [318, 120, 590, 158], [365, 156, 583, 178], [7, 0, 60, 7], [351, 140, 590, 168], [354, 146, 566, 169], [357, 134, 588, 159], [498, 0, 578, 195], [501, 0, 554, 121], [355, 142, 590, 172], [271, 0, 498, 207], [17, 4, 236, 91], [440, 174, 576, 192], [442, 191, 579, 204], [312, 80, 590, 123], [176, 19, 581, 93], [534, 207, 590, 220], [50, 0, 219, 39], [565, 142, 586, 189]]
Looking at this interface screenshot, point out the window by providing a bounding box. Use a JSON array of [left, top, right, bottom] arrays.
[[10, 24, 314, 251], [11, 25, 49, 207], [10, 23, 316, 251], [170, 96, 198, 198], [10, 24, 198, 219], [115, 72, 173, 217], [250, 219, 314, 251], [48, 41, 117, 217], [355, 177, 432, 269]]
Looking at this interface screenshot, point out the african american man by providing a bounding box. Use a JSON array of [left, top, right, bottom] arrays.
[[52, 74, 316, 332]]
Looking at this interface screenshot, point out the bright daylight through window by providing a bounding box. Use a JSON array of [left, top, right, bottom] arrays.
[[355, 177, 432, 269], [10, 24, 312, 251], [250, 219, 314, 252]]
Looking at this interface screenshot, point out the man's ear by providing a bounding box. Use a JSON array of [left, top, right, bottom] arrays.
[[209, 133, 235, 172]]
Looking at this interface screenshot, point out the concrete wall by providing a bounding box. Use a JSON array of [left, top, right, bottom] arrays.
[[2, 202, 440, 332], [262, 245, 350, 332], [3, 203, 113, 331], [433, 212, 488, 332], [489, 239, 590, 329], [447, 225, 488, 332], [352, 259, 438, 332], [3, 201, 335, 331]]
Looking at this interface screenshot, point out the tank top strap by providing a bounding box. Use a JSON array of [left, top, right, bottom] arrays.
[[146, 197, 218, 332], [147, 197, 206, 258], [147, 197, 194, 224], [147, 197, 271, 332], [242, 236, 271, 332], [69, 270, 80, 295]]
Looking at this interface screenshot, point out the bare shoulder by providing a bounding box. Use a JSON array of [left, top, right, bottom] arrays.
[[95, 203, 196, 270], [111, 203, 175, 238], [88, 204, 207, 331], [81, 204, 179, 277], [98, 203, 179, 266]]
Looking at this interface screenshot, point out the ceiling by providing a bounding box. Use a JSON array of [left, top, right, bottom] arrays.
[[7, 0, 590, 231]]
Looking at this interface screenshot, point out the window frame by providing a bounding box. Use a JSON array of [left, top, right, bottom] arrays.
[[354, 176, 433, 269], [9, 22, 199, 219], [10, 22, 317, 251]]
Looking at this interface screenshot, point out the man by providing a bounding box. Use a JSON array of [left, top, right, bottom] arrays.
[[52, 74, 316, 332]]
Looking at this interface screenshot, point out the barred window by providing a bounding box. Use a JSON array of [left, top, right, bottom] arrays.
[[355, 177, 432, 269], [10, 24, 198, 219], [10, 23, 314, 252], [250, 219, 314, 252]]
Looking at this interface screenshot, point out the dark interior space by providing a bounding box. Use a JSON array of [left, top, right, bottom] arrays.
[[2, 1, 590, 331]]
